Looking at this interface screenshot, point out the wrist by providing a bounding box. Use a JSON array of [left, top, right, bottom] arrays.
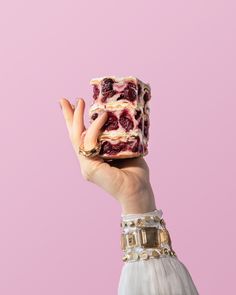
[[120, 186, 157, 215]]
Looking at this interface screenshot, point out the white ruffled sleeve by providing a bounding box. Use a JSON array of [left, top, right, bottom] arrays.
[[118, 209, 199, 295]]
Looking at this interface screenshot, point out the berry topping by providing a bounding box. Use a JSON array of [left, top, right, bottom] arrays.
[[110, 142, 127, 154], [101, 90, 116, 102], [138, 84, 142, 96], [91, 113, 98, 120], [143, 91, 150, 103], [93, 85, 100, 100], [101, 78, 114, 93], [131, 143, 138, 152], [103, 112, 119, 131], [119, 109, 134, 132], [131, 137, 139, 152], [117, 94, 125, 101], [100, 141, 112, 155], [143, 145, 147, 153], [100, 141, 127, 155], [138, 118, 143, 130], [135, 110, 142, 120], [144, 119, 149, 137], [123, 82, 137, 102], [138, 144, 144, 153], [101, 78, 116, 102]]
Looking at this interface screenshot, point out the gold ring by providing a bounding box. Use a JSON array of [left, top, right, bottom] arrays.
[[78, 141, 102, 157]]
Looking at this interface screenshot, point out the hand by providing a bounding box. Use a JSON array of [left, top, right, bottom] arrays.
[[59, 97, 157, 214]]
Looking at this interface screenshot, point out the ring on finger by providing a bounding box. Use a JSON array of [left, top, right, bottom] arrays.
[[78, 140, 102, 157]]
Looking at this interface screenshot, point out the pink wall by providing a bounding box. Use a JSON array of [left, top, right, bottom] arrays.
[[1, 0, 235, 294]]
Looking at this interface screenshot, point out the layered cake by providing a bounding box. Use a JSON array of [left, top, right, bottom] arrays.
[[89, 76, 151, 159]]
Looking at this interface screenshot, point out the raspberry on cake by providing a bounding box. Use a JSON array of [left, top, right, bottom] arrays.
[[89, 76, 151, 159]]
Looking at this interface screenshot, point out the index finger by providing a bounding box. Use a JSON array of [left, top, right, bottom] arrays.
[[72, 98, 86, 145], [59, 98, 74, 136]]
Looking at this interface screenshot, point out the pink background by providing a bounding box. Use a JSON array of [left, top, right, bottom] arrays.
[[1, 0, 235, 294]]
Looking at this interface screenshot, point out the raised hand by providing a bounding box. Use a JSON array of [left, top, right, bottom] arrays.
[[59, 97, 156, 214]]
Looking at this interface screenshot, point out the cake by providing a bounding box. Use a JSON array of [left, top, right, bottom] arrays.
[[89, 76, 151, 159]]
